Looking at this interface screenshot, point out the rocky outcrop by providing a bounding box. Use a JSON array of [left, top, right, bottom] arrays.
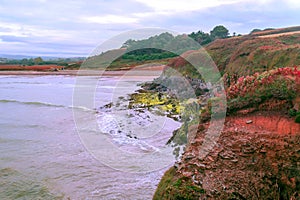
[[154, 111, 300, 199]]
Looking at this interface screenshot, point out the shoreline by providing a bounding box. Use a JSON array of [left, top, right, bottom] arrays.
[[0, 75, 176, 199], [0, 68, 164, 77], [0, 65, 165, 76]]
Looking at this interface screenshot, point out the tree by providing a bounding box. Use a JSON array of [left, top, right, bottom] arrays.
[[122, 39, 136, 48], [210, 25, 229, 39], [188, 30, 212, 45], [33, 57, 43, 65]]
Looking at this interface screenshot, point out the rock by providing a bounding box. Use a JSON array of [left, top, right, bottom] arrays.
[[155, 111, 300, 200], [293, 96, 300, 111], [237, 108, 256, 115], [185, 153, 195, 160], [219, 151, 236, 160], [182, 171, 193, 177], [260, 148, 267, 153], [207, 156, 214, 162], [242, 144, 256, 154], [194, 163, 206, 169]]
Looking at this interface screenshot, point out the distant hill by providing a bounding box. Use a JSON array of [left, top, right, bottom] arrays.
[[0, 54, 86, 61], [0, 54, 35, 60]]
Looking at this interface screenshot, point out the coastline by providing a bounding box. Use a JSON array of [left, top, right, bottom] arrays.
[[0, 69, 161, 76], [0, 64, 166, 76]]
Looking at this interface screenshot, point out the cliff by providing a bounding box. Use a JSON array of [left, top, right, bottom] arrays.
[[153, 27, 300, 200], [154, 111, 300, 199]]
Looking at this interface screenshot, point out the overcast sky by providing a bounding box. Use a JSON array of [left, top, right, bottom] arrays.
[[0, 0, 299, 57]]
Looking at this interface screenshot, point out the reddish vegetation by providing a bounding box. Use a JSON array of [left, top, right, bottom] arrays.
[[250, 26, 300, 37], [168, 56, 188, 68], [167, 50, 198, 69], [0, 64, 63, 71], [226, 66, 300, 99]]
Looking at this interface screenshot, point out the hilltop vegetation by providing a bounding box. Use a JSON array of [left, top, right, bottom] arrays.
[[121, 25, 230, 62]]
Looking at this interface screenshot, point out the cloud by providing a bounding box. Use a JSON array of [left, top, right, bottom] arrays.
[[80, 15, 139, 24], [285, 0, 300, 7], [0, 0, 299, 57], [134, 0, 244, 14]]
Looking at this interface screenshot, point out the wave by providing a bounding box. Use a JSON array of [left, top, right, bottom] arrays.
[[0, 99, 65, 108], [0, 99, 95, 112], [70, 105, 95, 112], [0, 81, 49, 85], [97, 112, 159, 153]]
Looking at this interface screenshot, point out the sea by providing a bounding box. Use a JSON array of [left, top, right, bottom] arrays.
[[0, 73, 181, 200]]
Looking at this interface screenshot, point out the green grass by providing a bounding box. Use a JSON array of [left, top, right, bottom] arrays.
[[204, 32, 300, 77], [153, 167, 205, 200]]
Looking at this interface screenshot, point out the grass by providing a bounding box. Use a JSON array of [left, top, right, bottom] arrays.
[[153, 167, 205, 200], [204, 32, 300, 77]]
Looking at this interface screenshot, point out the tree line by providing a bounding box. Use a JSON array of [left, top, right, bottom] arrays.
[[1, 56, 84, 66], [121, 25, 231, 61]]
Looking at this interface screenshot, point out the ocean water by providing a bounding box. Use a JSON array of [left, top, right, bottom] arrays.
[[0, 74, 181, 200]]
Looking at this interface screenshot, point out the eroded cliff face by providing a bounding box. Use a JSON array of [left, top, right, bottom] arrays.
[[154, 112, 300, 200]]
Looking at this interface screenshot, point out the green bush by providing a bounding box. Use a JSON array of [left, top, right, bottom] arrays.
[[289, 109, 297, 117], [295, 114, 300, 123]]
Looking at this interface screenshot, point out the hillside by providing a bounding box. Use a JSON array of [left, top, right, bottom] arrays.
[[153, 27, 300, 199], [166, 26, 300, 79]]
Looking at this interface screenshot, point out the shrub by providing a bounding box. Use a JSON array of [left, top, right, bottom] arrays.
[[226, 66, 300, 112], [289, 109, 297, 117], [295, 114, 300, 123]]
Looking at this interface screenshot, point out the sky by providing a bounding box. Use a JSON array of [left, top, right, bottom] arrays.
[[0, 0, 299, 57]]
